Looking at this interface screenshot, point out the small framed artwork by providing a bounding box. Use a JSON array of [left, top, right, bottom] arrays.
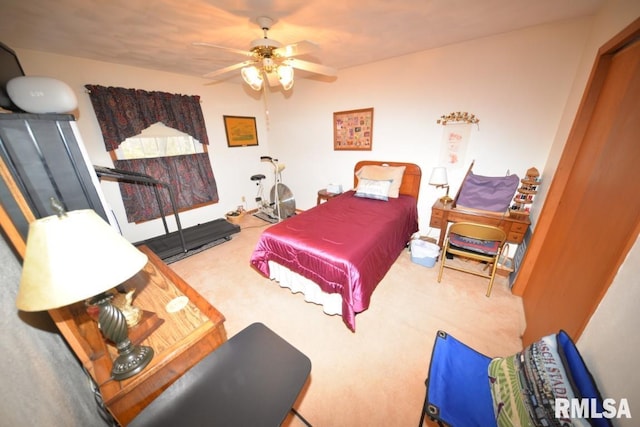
[[223, 115, 259, 147], [333, 107, 374, 151]]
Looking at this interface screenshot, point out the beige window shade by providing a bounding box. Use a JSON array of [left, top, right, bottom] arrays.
[[115, 122, 203, 160]]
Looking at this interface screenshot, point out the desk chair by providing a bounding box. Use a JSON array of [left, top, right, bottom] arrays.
[[437, 222, 507, 296]]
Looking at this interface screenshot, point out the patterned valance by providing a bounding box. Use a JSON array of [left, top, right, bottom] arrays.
[[85, 85, 209, 151]]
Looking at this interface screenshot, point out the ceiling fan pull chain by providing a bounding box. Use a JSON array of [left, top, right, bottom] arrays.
[[263, 80, 270, 128]]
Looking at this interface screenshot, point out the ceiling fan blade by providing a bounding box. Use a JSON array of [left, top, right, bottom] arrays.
[[286, 58, 337, 77], [274, 40, 319, 58], [203, 60, 255, 79], [192, 42, 254, 57]]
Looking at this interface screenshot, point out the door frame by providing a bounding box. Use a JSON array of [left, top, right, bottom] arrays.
[[512, 17, 640, 344]]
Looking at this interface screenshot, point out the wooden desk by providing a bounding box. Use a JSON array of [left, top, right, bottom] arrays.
[[50, 246, 227, 425], [430, 200, 530, 247]]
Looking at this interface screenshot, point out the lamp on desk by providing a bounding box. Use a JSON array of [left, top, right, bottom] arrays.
[[429, 167, 453, 204], [16, 199, 154, 380]]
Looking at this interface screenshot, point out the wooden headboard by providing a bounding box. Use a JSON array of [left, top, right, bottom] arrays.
[[354, 160, 422, 200]]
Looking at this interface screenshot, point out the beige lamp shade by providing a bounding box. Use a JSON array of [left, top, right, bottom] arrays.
[[17, 209, 148, 312], [429, 167, 449, 186]]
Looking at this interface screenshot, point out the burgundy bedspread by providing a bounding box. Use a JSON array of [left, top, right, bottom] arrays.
[[250, 191, 418, 331]]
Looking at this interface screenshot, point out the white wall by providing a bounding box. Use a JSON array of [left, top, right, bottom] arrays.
[[16, 50, 271, 242], [17, 16, 590, 241], [578, 236, 640, 425], [268, 18, 591, 234]]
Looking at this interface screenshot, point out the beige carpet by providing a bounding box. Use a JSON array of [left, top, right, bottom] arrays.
[[170, 214, 526, 426]]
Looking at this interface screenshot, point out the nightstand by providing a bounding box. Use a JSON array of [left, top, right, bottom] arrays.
[[317, 189, 340, 205], [51, 246, 227, 425]]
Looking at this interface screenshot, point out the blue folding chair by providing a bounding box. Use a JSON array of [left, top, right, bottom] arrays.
[[419, 330, 496, 427], [418, 330, 612, 427]]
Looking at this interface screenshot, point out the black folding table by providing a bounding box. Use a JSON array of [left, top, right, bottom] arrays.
[[129, 322, 311, 427]]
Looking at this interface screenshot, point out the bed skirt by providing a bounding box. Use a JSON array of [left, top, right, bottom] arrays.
[[268, 261, 343, 316]]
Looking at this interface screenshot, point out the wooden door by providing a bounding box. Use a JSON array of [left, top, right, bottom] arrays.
[[512, 18, 640, 345]]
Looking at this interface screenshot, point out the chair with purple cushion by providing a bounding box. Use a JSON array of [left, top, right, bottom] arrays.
[[437, 221, 507, 296]]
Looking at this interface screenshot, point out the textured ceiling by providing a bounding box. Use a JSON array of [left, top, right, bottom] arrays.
[[1, 0, 603, 83]]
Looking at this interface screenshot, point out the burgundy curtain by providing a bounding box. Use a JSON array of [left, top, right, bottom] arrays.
[[114, 154, 218, 223], [86, 85, 218, 222], [85, 85, 209, 150]]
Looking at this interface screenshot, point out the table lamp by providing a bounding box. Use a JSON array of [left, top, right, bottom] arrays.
[[16, 200, 154, 380], [429, 167, 453, 204]]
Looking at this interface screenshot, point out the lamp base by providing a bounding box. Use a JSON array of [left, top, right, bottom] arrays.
[[439, 195, 454, 204], [89, 292, 155, 381], [112, 344, 154, 381]]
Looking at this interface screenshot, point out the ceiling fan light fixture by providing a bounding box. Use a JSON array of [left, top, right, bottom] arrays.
[[241, 66, 263, 91], [277, 65, 294, 90], [262, 57, 275, 73], [197, 15, 333, 94]]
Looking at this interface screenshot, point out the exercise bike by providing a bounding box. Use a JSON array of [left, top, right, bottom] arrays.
[[250, 156, 296, 222]]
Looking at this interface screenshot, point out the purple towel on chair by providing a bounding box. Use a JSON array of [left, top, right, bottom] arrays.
[[456, 172, 519, 212]]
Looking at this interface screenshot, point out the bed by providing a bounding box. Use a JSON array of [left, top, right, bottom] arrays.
[[250, 161, 421, 331]]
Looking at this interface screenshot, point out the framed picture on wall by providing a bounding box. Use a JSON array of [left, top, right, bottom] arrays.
[[223, 115, 259, 147], [333, 107, 374, 151]]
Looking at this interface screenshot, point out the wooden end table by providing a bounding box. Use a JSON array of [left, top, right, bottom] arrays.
[[317, 189, 340, 205]]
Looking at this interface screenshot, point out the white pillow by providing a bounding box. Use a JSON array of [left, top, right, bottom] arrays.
[[356, 165, 406, 198], [354, 178, 392, 201]]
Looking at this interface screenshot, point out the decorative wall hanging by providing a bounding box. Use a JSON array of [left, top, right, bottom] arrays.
[[223, 115, 259, 147], [437, 111, 480, 128], [439, 124, 472, 169], [333, 107, 374, 151], [437, 111, 479, 169]]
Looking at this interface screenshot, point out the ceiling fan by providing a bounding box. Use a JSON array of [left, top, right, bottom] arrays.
[[194, 16, 337, 92]]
